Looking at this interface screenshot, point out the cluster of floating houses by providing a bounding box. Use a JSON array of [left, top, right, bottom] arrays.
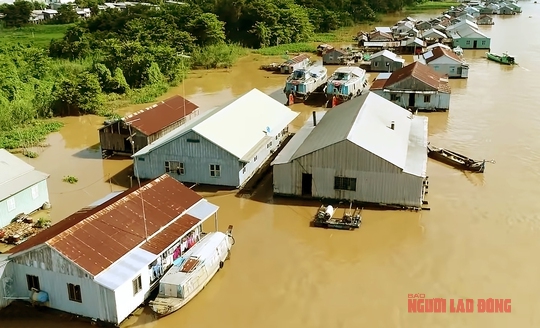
[[0, 1, 519, 324]]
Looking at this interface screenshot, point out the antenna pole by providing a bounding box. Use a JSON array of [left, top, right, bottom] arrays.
[[128, 123, 149, 241]]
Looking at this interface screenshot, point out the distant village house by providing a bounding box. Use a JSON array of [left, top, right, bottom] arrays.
[[369, 50, 405, 72], [415, 46, 469, 78]]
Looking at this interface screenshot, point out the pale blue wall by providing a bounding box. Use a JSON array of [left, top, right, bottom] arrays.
[[134, 131, 241, 187], [0, 180, 49, 228], [371, 90, 451, 111]]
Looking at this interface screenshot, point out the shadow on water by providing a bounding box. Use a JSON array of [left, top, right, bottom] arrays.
[[109, 164, 135, 189], [72, 143, 101, 159], [423, 111, 450, 137]]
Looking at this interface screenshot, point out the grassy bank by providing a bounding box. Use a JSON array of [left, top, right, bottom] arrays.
[[0, 24, 73, 47], [406, 1, 460, 11]]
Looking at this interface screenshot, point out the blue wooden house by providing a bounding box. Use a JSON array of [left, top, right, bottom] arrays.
[[132, 89, 299, 188], [0, 149, 50, 228]]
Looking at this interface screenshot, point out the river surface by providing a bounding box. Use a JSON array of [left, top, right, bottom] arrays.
[[2, 5, 540, 328]]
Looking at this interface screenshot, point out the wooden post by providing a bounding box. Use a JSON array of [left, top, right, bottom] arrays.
[[214, 212, 218, 232], [109, 174, 112, 192]]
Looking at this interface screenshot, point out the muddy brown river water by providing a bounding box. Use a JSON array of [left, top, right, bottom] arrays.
[[2, 5, 540, 328]]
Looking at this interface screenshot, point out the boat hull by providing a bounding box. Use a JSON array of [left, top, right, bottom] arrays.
[[427, 146, 485, 173], [486, 52, 515, 65], [150, 259, 224, 317]]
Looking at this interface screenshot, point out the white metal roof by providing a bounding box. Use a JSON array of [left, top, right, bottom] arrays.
[[0, 149, 49, 202], [423, 28, 447, 39], [375, 27, 392, 33], [288, 92, 427, 173], [371, 50, 400, 61], [426, 43, 451, 51], [403, 116, 428, 177], [272, 112, 326, 165], [134, 89, 299, 160], [191, 89, 299, 159], [94, 247, 155, 290], [375, 73, 392, 80]]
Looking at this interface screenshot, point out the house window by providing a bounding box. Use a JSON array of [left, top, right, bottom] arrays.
[[267, 142, 272, 148], [374, 62, 379, 67], [254, 156, 258, 162], [433, 65, 439, 71], [481, 40, 486, 45], [31, 185, 39, 200], [450, 67, 455, 73], [466, 40, 471, 45], [132, 275, 142, 295], [165, 161, 183, 174], [334, 177, 357, 191], [138, 157, 145, 161], [243, 167, 246, 174], [424, 95, 431, 103], [67, 283, 82, 303], [390, 94, 399, 101], [210, 164, 221, 177], [26, 275, 40, 290], [7, 197, 15, 212], [186, 138, 200, 143]]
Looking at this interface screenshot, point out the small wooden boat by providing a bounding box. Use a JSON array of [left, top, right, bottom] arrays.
[[260, 63, 281, 72], [427, 143, 486, 173], [486, 51, 516, 65], [312, 204, 361, 230], [149, 226, 234, 317]]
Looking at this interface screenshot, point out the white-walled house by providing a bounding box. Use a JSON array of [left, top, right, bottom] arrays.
[[1, 174, 219, 325], [415, 46, 469, 78]]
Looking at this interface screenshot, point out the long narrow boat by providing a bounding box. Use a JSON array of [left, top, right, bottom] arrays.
[[427, 144, 486, 173], [486, 51, 516, 65], [149, 226, 234, 317]]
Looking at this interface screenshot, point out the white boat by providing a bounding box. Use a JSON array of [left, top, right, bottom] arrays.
[[149, 226, 234, 317], [284, 61, 328, 105], [325, 66, 367, 108]]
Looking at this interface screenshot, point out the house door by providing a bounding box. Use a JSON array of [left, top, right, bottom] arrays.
[[124, 137, 132, 153], [301, 173, 312, 196], [408, 94, 415, 107], [473, 40, 478, 49]]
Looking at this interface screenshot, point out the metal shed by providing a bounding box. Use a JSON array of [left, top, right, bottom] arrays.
[[98, 95, 199, 157], [271, 92, 428, 208]]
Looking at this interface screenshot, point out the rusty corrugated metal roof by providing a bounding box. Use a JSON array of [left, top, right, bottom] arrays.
[[123, 95, 199, 136], [284, 54, 310, 65], [140, 214, 199, 254], [8, 174, 204, 276], [384, 62, 450, 93], [370, 79, 387, 90], [426, 46, 462, 63]]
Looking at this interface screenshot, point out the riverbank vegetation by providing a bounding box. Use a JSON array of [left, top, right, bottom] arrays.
[[0, 0, 432, 150]]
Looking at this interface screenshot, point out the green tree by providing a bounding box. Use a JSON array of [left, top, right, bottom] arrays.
[[54, 5, 80, 24], [186, 13, 226, 46], [0, 1, 33, 28]]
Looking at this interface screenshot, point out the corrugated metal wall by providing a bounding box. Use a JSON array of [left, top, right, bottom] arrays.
[[148, 109, 200, 144], [273, 140, 424, 207], [10, 247, 117, 323], [0, 261, 13, 309], [371, 90, 450, 111], [0, 180, 49, 229], [135, 131, 240, 187]]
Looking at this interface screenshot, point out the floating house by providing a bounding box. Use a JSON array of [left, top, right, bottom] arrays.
[[368, 30, 394, 42], [98, 95, 199, 157], [465, 6, 481, 17], [0, 150, 50, 229], [280, 54, 310, 74], [415, 20, 433, 31], [400, 37, 426, 54], [323, 48, 349, 65], [477, 14, 494, 25], [271, 92, 428, 209], [0, 174, 218, 325], [369, 62, 451, 112], [369, 50, 405, 72], [506, 3, 522, 13], [415, 46, 469, 78], [392, 20, 416, 35], [422, 28, 448, 41], [446, 20, 490, 49], [498, 4, 516, 15], [132, 89, 299, 188]]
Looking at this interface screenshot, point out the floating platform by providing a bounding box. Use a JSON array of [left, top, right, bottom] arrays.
[[312, 205, 362, 231]]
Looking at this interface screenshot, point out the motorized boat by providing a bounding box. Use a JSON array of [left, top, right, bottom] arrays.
[[486, 51, 516, 65], [325, 66, 368, 108], [284, 62, 328, 105], [149, 226, 235, 317]]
